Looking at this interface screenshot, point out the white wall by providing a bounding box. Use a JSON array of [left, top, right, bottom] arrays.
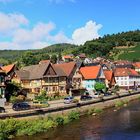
[[115, 76, 140, 87]]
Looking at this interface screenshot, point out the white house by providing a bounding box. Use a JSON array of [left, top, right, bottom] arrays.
[[114, 68, 140, 89]]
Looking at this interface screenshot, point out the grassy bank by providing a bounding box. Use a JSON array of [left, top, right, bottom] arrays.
[[1, 95, 139, 140], [0, 107, 104, 140], [0, 111, 81, 140]]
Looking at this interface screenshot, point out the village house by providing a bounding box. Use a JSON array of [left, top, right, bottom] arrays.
[[114, 68, 140, 89], [62, 54, 74, 62], [53, 62, 77, 94], [2, 64, 17, 80], [103, 70, 116, 88], [133, 62, 140, 72], [0, 67, 6, 97], [80, 65, 105, 93], [72, 62, 84, 90], [76, 53, 86, 60], [114, 60, 133, 68], [12, 61, 67, 96]]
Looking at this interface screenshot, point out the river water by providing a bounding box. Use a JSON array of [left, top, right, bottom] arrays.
[[13, 100, 140, 140]]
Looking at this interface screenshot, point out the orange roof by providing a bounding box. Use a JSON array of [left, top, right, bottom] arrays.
[[133, 62, 140, 68], [54, 62, 76, 77], [114, 68, 139, 77], [39, 60, 50, 64], [2, 64, 15, 74], [63, 55, 73, 59], [104, 70, 113, 81], [80, 65, 101, 79]]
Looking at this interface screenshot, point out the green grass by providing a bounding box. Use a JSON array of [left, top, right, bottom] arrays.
[[116, 44, 140, 60]]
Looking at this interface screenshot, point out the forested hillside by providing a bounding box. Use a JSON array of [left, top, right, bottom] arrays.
[[0, 30, 140, 66]]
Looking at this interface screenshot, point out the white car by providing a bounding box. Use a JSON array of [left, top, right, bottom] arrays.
[[64, 96, 74, 104], [92, 93, 104, 98]]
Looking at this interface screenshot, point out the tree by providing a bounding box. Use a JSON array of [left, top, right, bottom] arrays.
[[94, 82, 106, 92], [51, 54, 57, 64]]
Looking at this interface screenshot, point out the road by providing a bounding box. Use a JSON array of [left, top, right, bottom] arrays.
[[3, 89, 140, 114]]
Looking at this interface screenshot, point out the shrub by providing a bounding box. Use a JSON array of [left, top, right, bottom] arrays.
[[94, 108, 103, 114], [55, 116, 64, 125], [68, 111, 80, 122], [10, 96, 17, 103], [115, 101, 124, 108]]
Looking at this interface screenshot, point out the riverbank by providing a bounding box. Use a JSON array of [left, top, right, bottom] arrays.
[[1, 91, 140, 119], [1, 92, 140, 139]]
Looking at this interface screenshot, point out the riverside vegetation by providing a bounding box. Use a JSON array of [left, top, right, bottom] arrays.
[[1, 96, 140, 140], [0, 108, 104, 140]]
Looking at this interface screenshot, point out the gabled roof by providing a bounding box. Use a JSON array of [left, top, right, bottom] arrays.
[[39, 60, 50, 64], [52, 64, 67, 77], [2, 64, 15, 74], [133, 62, 140, 68], [80, 65, 101, 79], [16, 62, 51, 80], [114, 68, 139, 77], [78, 53, 86, 58], [104, 70, 113, 81], [63, 55, 73, 59], [54, 62, 76, 77], [15, 70, 30, 80], [22, 63, 50, 80], [0, 67, 6, 74]]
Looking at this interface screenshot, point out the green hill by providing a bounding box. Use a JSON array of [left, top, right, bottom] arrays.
[[0, 30, 140, 66]]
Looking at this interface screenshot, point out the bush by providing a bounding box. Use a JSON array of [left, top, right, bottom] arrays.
[[115, 101, 124, 108], [55, 116, 64, 125], [94, 108, 103, 114], [10, 96, 17, 103], [68, 111, 80, 122], [95, 82, 106, 92]]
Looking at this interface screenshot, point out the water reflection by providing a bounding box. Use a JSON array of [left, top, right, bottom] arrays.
[[13, 101, 140, 140]]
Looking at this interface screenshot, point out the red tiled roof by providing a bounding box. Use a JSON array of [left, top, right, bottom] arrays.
[[104, 70, 113, 81], [133, 62, 140, 68], [2, 64, 15, 74], [80, 65, 101, 79], [54, 62, 76, 77], [63, 55, 73, 59], [39, 60, 50, 64], [78, 53, 86, 58], [114, 68, 139, 77]]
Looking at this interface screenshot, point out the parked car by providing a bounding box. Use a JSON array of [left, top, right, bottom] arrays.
[[12, 102, 30, 111], [64, 96, 74, 104], [80, 95, 92, 101], [92, 93, 104, 98], [0, 107, 5, 113], [104, 92, 112, 96], [32, 100, 50, 108]]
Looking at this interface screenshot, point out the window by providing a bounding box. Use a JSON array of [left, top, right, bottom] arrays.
[[60, 86, 64, 91], [125, 81, 127, 85]]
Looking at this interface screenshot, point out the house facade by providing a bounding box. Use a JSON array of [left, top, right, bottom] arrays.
[[80, 65, 105, 92], [12, 62, 67, 96], [133, 62, 140, 72], [53, 62, 77, 93], [114, 68, 140, 89], [0, 68, 6, 97], [103, 70, 116, 88]]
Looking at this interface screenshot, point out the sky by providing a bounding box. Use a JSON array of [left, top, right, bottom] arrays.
[[0, 0, 140, 50]]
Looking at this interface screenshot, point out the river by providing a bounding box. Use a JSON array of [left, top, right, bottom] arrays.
[[13, 100, 140, 140]]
